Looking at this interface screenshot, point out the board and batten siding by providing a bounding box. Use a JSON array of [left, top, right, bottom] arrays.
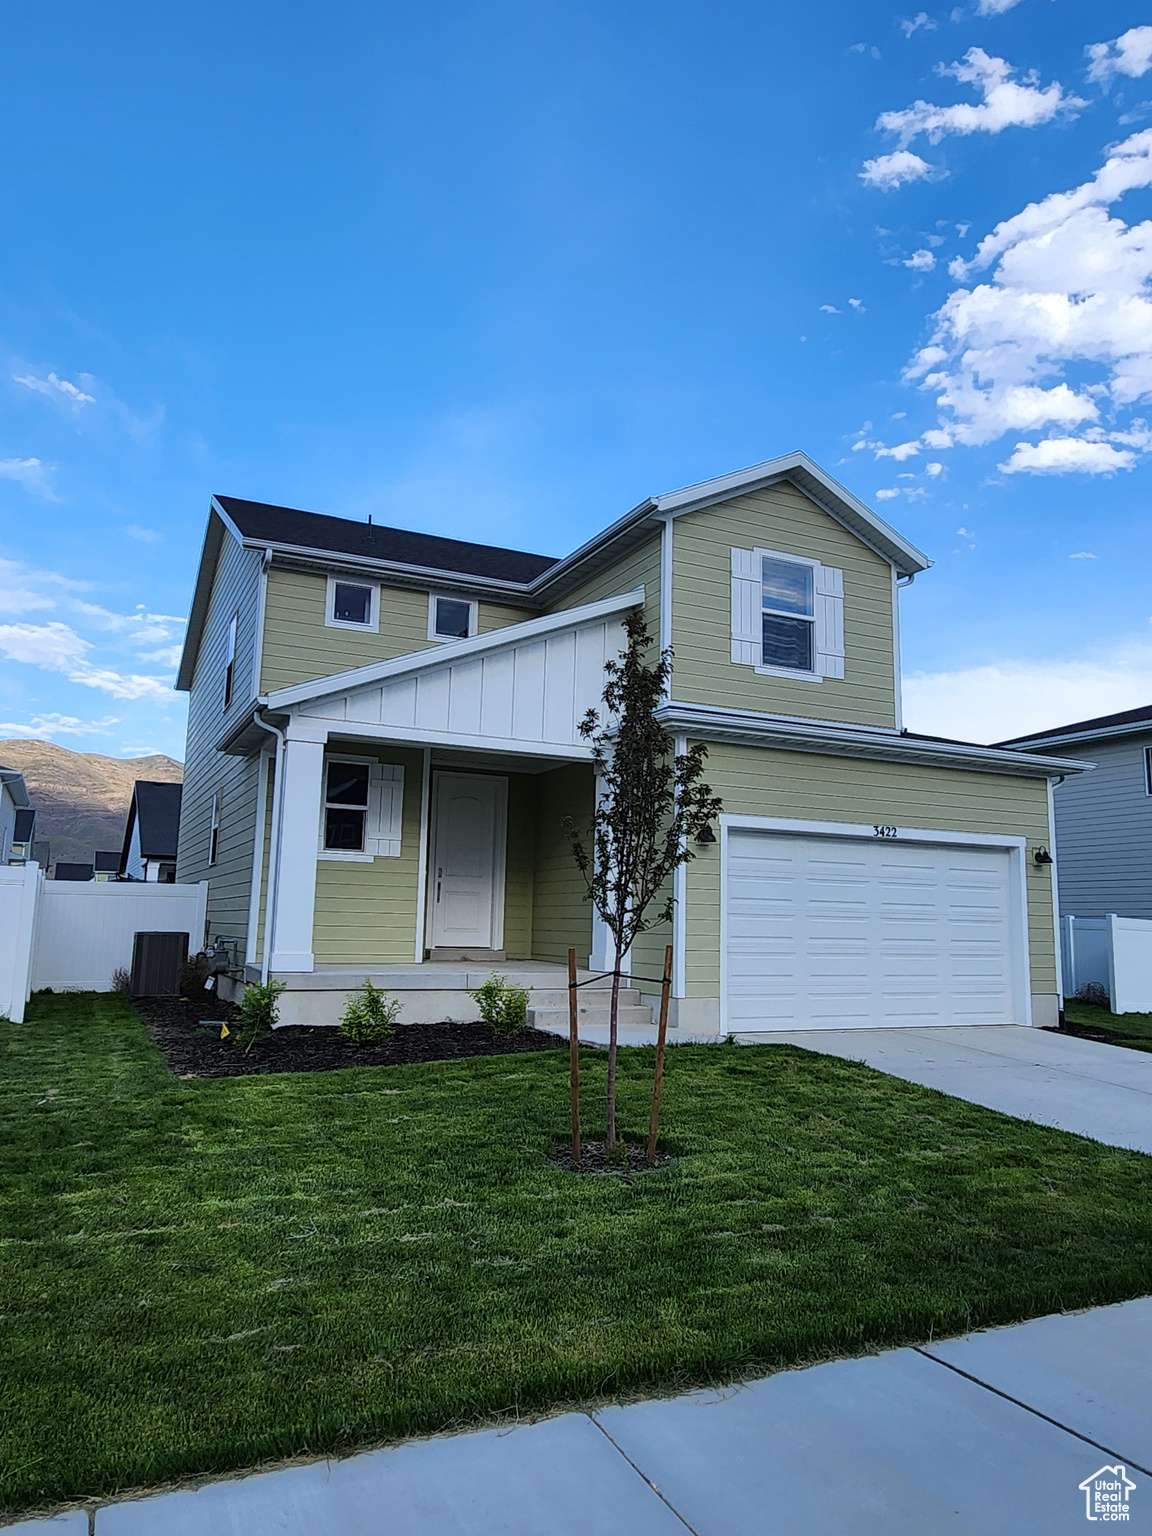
[[259, 567, 537, 694], [177, 529, 265, 949], [1049, 734, 1152, 919], [671, 484, 897, 729], [684, 744, 1057, 1002]]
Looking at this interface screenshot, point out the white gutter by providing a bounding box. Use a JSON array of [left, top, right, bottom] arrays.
[[251, 710, 287, 984]]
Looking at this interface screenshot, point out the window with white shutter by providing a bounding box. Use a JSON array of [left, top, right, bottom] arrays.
[[318, 756, 404, 860], [730, 546, 845, 680]]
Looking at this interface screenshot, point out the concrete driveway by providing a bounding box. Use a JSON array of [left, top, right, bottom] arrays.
[[11, 1297, 1151, 1535], [737, 1024, 1152, 1153]]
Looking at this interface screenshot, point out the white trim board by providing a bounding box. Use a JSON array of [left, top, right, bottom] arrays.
[[717, 813, 1033, 1035]]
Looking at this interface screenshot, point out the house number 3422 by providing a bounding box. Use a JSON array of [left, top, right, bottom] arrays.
[[872, 825, 898, 838]]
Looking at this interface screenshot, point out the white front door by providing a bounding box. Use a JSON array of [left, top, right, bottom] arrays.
[[428, 773, 507, 951]]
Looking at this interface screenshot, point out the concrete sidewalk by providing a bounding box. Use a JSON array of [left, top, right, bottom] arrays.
[[10, 1297, 1152, 1534], [738, 1024, 1152, 1153]]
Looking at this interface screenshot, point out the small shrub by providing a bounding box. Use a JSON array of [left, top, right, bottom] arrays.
[[236, 979, 286, 1051], [111, 967, 130, 995], [470, 973, 529, 1036], [1076, 981, 1110, 1007], [340, 979, 401, 1046]]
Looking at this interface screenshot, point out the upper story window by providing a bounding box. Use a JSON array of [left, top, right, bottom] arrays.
[[222, 613, 238, 708], [429, 593, 477, 642], [731, 546, 845, 680], [208, 790, 222, 865], [761, 557, 814, 673], [323, 759, 370, 851], [1144, 746, 1152, 795], [325, 575, 379, 632]]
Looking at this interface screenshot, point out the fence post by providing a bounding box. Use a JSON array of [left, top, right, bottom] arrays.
[[567, 947, 580, 1169], [646, 944, 674, 1165]]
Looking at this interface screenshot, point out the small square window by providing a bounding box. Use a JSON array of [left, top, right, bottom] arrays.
[[433, 596, 474, 640], [333, 582, 373, 625]]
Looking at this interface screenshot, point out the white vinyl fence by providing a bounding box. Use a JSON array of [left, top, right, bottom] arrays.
[[0, 872, 208, 1022], [1062, 913, 1152, 1014]]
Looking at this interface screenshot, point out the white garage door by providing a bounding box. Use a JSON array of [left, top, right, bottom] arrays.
[[725, 829, 1021, 1030]]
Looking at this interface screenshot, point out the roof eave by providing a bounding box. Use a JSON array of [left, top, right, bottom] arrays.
[[999, 718, 1152, 752]]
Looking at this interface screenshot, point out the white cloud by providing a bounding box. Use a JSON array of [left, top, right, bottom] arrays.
[[925, 461, 945, 475], [876, 440, 922, 460], [901, 13, 936, 38], [13, 370, 95, 406], [123, 524, 163, 545], [975, 0, 1025, 13], [860, 150, 933, 189], [1086, 27, 1152, 88], [0, 620, 173, 700], [0, 457, 53, 496], [1069, 551, 1098, 558], [848, 298, 865, 310], [0, 712, 118, 740], [905, 248, 937, 271], [903, 642, 1152, 744], [877, 49, 1083, 150], [875, 487, 901, 499], [820, 304, 841, 313], [998, 437, 1137, 474], [902, 128, 1152, 469]]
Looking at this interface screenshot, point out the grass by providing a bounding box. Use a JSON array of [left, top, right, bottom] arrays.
[[1065, 997, 1152, 1053], [5, 994, 1152, 1516]]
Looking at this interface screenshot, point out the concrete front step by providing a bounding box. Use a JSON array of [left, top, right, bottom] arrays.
[[528, 1004, 654, 1032], [526, 987, 642, 1010]]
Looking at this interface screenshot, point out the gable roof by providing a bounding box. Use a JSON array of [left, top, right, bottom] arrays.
[[0, 766, 30, 808], [214, 496, 559, 585], [120, 780, 182, 870], [999, 703, 1152, 752], [179, 451, 932, 692]]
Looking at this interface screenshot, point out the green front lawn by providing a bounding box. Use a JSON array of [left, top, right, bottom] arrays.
[[5, 994, 1152, 1516], [1065, 998, 1152, 1052]]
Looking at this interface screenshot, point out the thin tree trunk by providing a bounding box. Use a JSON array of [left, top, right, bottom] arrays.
[[567, 947, 581, 1169], [646, 944, 674, 1164], [606, 958, 621, 1149]]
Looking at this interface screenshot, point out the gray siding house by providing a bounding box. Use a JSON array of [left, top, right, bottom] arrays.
[[1000, 705, 1152, 918]]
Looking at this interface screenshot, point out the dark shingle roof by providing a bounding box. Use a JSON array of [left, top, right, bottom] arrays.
[[121, 781, 183, 868], [93, 850, 120, 873], [215, 495, 559, 586], [998, 703, 1152, 747], [55, 863, 93, 881]]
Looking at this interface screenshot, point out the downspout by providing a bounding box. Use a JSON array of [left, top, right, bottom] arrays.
[[251, 708, 287, 984]]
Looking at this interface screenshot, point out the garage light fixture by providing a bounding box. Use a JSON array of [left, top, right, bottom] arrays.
[[1033, 847, 1053, 865], [696, 825, 717, 845]]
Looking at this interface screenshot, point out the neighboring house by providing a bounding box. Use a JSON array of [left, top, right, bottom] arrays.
[[175, 451, 1085, 1034], [0, 766, 32, 864], [1000, 704, 1152, 919], [119, 781, 182, 883], [54, 862, 94, 881], [93, 851, 121, 882]]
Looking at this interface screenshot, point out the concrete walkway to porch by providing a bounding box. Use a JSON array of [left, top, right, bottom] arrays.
[[13, 1297, 1152, 1534], [736, 1024, 1152, 1154]]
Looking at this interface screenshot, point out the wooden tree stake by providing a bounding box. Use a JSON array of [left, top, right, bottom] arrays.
[[646, 944, 674, 1164], [568, 947, 581, 1169]]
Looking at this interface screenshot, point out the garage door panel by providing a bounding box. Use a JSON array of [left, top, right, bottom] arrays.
[[725, 829, 1019, 1030]]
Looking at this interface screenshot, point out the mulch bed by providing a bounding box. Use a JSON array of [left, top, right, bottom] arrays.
[[132, 994, 567, 1079], [549, 1139, 674, 1177]]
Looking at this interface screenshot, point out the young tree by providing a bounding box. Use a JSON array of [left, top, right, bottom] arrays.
[[564, 610, 721, 1149]]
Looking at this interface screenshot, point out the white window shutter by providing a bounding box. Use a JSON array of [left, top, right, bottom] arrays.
[[814, 565, 845, 679], [367, 763, 404, 857], [731, 547, 760, 666]]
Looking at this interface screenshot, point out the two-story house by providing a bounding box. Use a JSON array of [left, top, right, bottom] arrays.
[[175, 452, 1084, 1036], [1001, 705, 1152, 920]]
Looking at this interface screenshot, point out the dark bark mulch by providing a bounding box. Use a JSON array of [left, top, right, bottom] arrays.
[[132, 994, 566, 1079], [549, 1139, 674, 1177]]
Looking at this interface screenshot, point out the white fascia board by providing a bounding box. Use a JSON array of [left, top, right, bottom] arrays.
[[263, 586, 645, 711], [655, 701, 1094, 778], [1000, 719, 1152, 752], [650, 452, 932, 579], [0, 770, 30, 807]]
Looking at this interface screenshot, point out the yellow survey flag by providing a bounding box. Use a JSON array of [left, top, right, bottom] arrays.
[[220, 1023, 230, 1039]]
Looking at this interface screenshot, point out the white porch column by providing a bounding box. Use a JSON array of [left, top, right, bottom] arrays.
[[269, 719, 327, 973]]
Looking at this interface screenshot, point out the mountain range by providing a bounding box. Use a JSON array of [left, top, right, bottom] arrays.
[[0, 739, 184, 870]]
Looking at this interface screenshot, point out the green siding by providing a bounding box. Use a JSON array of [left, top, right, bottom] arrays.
[[532, 764, 594, 964], [260, 567, 537, 693], [683, 743, 1057, 999], [312, 746, 426, 966], [549, 535, 661, 642], [672, 483, 898, 729]]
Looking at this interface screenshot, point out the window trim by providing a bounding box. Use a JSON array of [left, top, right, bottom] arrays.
[[222, 612, 238, 709], [325, 574, 380, 633], [1144, 746, 1152, 796], [754, 547, 821, 681], [208, 790, 221, 866], [318, 753, 374, 863], [427, 591, 478, 643]]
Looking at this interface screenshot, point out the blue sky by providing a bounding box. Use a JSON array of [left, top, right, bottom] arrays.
[[2, 0, 1152, 756]]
